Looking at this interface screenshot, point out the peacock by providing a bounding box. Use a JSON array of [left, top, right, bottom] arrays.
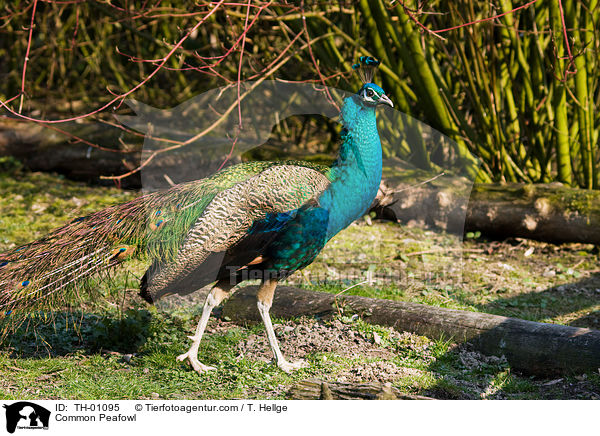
[[0, 57, 393, 373]]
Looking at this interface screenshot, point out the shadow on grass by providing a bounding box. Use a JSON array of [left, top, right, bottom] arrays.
[[3, 308, 153, 358], [423, 343, 600, 400], [419, 273, 600, 399], [477, 273, 600, 328]]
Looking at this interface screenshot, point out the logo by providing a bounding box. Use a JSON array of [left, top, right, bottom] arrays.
[[3, 402, 50, 434]]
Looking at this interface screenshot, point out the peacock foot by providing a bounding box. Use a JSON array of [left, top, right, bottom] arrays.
[[176, 352, 216, 374], [276, 359, 309, 373]]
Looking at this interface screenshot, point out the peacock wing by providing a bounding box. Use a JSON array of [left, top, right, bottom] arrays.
[[143, 165, 330, 298]]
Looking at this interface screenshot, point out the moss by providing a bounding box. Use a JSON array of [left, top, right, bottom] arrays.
[[546, 187, 600, 217], [470, 183, 600, 219]]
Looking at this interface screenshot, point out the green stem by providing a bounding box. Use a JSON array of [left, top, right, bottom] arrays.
[[549, 0, 573, 185]]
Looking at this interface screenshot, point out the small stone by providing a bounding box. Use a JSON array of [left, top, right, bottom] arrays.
[[31, 203, 48, 214], [524, 247, 535, 257], [373, 332, 382, 345], [542, 270, 556, 278], [121, 354, 133, 364], [71, 197, 85, 207], [151, 392, 160, 399]]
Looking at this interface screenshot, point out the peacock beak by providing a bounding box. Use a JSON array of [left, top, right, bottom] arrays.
[[379, 94, 394, 108]]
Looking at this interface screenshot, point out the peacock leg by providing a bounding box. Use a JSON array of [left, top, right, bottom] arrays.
[[176, 280, 234, 374], [256, 277, 308, 373]]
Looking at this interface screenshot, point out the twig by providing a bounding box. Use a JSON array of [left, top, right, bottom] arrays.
[[334, 279, 368, 317], [1, 0, 225, 124], [405, 247, 484, 257], [163, 174, 176, 187], [395, 0, 539, 40], [100, 32, 337, 181], [432, 0, 539, 34], [395, 172, 446, 193], [18, 0, 38, 113], [300, 1, 340, 111], [236, 0, 253, 129], [556, 0, 577, 80]]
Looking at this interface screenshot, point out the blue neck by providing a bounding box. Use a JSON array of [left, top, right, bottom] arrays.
[[320, 95, 383, 239]]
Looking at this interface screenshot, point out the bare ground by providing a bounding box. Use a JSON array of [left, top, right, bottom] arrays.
[[203, 315, 600, 400]]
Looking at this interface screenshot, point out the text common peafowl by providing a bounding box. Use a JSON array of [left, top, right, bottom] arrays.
[[0, 57, 393, 373]]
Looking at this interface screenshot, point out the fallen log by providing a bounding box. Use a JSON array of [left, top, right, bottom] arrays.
[[0, 118, 142, 187], [287, 379, 433, 400], [466, 183, 600, 245], [375, 168, 600, 244], [0, 119, 239, 190], [222, 286, 600, 376]]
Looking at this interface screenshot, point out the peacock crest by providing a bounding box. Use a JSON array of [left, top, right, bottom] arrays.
[[352, 56, 381, 84]]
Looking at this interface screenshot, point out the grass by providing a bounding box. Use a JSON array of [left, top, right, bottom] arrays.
[[0, 166, 599, 399], [297, 220, 600, 328], [4, 309, 597, 400]]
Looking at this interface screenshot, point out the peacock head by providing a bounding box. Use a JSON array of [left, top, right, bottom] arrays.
[[352, 56, 393, 109], [357, 83, 393, 108]]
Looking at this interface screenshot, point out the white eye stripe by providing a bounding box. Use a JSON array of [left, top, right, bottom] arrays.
[[362, 88, 379, 101]]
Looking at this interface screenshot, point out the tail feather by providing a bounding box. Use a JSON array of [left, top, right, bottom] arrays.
[[0, 178, 220, 329], [2, 249, 115, 311]]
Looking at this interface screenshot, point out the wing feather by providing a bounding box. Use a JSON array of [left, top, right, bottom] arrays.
[[144, 165, 330, 297]]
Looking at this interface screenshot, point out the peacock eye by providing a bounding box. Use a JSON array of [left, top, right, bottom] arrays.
[[366, 89, 374, 97]]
